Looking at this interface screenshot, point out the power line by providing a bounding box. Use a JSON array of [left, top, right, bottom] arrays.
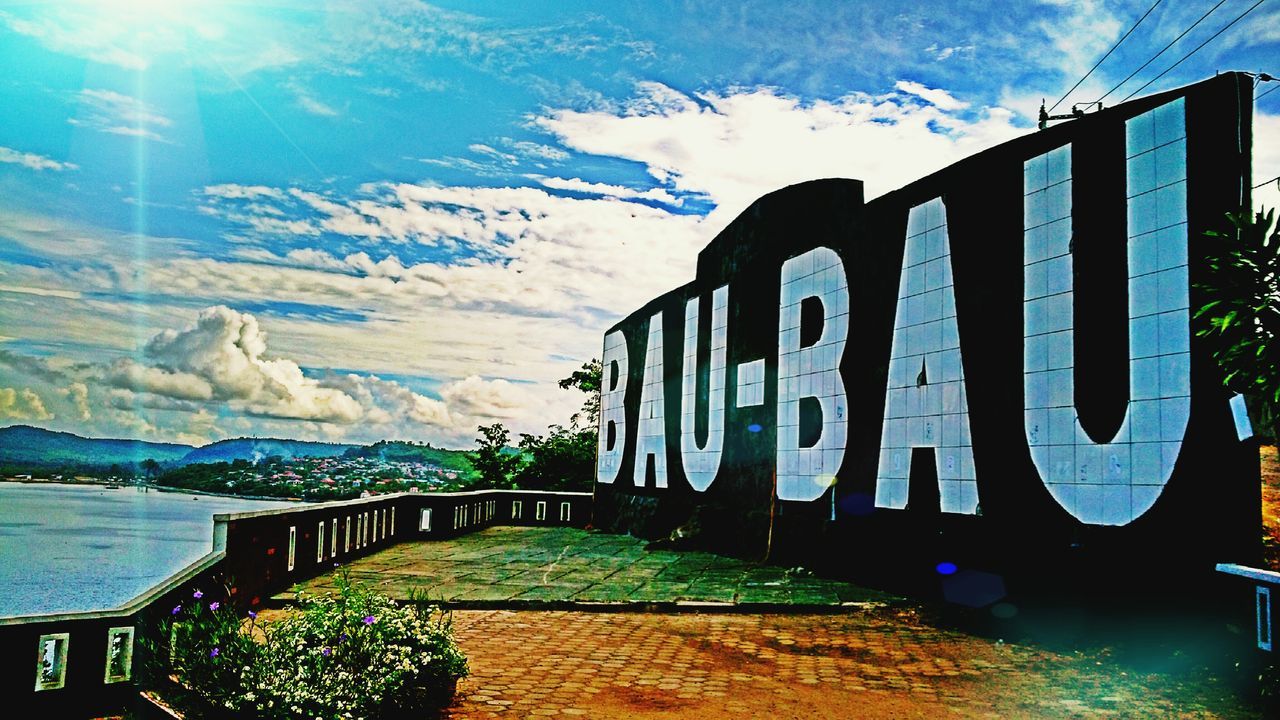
[[1259, 84, 1280, 100], [1256, 175, 1280, 189], [1049, 0, 1163, 113], [1121, 0, 1268, 103], [1096, 0, 1228, 105]]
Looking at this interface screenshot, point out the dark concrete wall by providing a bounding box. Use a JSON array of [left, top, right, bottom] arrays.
[[593, 73, 1259, 600]]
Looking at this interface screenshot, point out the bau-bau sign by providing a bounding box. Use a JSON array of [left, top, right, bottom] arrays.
[[593, 73, 1259, 569]]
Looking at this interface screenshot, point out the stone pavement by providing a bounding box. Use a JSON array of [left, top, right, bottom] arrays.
[[271, 528, 1255, 718], [441, 609, 1252, 719], [280, 526, 896, 608]]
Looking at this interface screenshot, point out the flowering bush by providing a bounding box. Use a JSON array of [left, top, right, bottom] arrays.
[[147, 573, 467, 719]]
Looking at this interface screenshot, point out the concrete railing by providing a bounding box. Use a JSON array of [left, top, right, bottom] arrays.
[[1216, 562, 1280, 652], [0, 487, 592, 718]]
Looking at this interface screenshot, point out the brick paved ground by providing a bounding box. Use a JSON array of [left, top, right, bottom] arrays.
[[274, 527, 1259, 718], [442, 609, 1253, 719], [282, 526, 896, 607]]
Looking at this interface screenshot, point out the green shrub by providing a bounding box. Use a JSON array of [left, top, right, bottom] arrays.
[[147, 573, 467, 719]]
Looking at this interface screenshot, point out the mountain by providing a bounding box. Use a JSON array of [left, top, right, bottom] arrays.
[[0, 425, 192, 469], [178, 438, 355, 465]]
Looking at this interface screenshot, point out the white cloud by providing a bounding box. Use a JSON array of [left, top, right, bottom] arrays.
[[534, 82, 1024, 227], [298, 95, 339, 116], [0, 146, 78, 172], [1255, 111, 1280, 212], [73, 88, 173, 143], [60, 382, 91, 421], [895, 80, 969, 112], [0, 387, 53, 421], [440, 375, 530, 418], [533, 175, 681, 205], [203, 184, 288, 201], [508, 140, 569, 162]]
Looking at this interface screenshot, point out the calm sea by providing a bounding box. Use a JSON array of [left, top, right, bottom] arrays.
[[0, 482, 294, 617]]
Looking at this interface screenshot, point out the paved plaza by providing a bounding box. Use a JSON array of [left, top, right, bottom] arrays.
[[282, 526, 897, 608], [272, 527, 1261, 718], [441, 609, 1251, 719]]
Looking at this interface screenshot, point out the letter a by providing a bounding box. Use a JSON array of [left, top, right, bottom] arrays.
[[875, 197, 979, 514], [633, 311, 668, 487]]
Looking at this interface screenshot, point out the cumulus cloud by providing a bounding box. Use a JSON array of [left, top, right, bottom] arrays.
[[0, 387, 53, 421], [440, 375, 530, 418], [71, 306, 515, 442], [60, 381, 91, 421], [133, 306, 365, 423], [0, 146, 78, 172]]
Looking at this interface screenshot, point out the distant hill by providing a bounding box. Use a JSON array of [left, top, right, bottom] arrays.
[[178, 437, 355, 465], [343, 440, 476, 476], [0, 426, 474, 476], [0, 425, 192, 469]]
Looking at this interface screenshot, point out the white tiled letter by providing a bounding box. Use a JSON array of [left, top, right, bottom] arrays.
[[875, 198, 979, 514], [596, 330, 628, 484], [680, 285, 728, 491], [776, 247, 849, 502], [1023, 98, 1189, 526], [634, 311, 668, 488]]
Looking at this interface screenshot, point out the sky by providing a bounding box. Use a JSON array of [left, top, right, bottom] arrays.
[[0, 0, 1276, 449]]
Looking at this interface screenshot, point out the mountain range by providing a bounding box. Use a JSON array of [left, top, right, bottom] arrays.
[[0, 425, 378, 471]]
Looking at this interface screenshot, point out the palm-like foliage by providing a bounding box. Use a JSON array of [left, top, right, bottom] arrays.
[[1195, 207, 1280, 436]]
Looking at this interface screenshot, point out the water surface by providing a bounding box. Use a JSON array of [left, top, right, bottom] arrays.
[[0, 483, 293, 617]]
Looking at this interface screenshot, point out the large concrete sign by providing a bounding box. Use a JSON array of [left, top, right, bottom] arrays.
[[593, 73, 1260, 580]]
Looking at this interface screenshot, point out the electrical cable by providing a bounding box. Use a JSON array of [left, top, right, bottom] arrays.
[[1121, 0, 1268, 103], [1048, 0, 1163, 113], [1258, 84, 1280, 101], [1255, 175, 1280, 189], [1096, 0, 1228, 105]]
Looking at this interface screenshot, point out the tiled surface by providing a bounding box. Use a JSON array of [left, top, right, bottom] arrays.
[[776, 247, 850, 502], [282, 526, 894, 607], [1023, 98, 1190, 527], [634, 312, 668, 487], [877, 197, 978, 514], [680, 285, 728, 491], [596, 330, 629, 483], [441, 609, 1252, 719]]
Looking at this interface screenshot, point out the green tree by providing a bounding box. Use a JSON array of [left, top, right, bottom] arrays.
[[469, 424, 521, 489], [557, 359, 602, 430], [512, 424, 597, 491], [468, 359, 603, 492], [1195, 206, 1280, 437], [141, 458, 161, 481]]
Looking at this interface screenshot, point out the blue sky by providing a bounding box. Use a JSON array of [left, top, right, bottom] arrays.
[[0, 0, 1276, 447]]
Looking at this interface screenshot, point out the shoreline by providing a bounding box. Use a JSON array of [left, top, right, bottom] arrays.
[[0, 477, 303, 503]]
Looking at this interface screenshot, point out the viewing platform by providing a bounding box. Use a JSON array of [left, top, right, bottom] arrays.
[[276, 526, 897, 609]]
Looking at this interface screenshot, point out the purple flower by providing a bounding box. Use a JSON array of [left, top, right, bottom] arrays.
[[339, 633, 349, 642], [171, 605, 181, 615], [209, 602, 220, 611], [248, 610, 257, 619], [192, 590, 203, 599], [322, 647, 332, 656], [210, 647, 219, 658], [363, 615, 376, 625]]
